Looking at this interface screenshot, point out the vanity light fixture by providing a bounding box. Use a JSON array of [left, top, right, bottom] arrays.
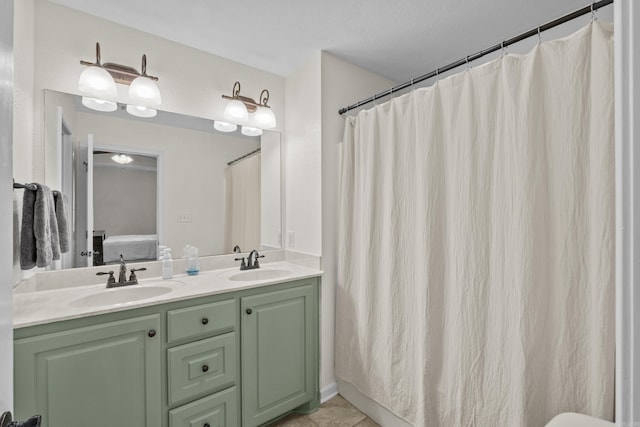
[[79, 42, 161, 115], [241, 126, 263, 137], [222, 81, 276, 129], [128, 55, 162, 107], [111, 154, 134, 165], [213, 121, 238, 133], [126, 104, 158, 118], [81, 97, 117, 112]]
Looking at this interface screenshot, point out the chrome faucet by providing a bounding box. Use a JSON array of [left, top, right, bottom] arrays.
[[235, 250, 265, 271], [118, 254, 127, 284], [96, 254, 146, 288], [247, 250, 265, 269]]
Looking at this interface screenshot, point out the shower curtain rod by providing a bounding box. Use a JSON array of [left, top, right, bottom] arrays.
[[227, 147, 261, 166], [338, 0, 613, 115]]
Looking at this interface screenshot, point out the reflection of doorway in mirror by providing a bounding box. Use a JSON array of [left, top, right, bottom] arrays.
[[57, 107, 74, 270], [74, 134, 94, 268], [91, 145, 163, 266]]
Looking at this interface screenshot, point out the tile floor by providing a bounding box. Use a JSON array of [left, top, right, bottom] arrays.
[[270, 395, 379, 427]]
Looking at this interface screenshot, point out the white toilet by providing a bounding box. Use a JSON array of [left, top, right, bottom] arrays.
[[546, 413, 615, 427]]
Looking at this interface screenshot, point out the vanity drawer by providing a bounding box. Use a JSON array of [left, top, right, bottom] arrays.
[[168, 332, 236, 405], [169, 386, 238, 427], [168, 299, 236, 343]]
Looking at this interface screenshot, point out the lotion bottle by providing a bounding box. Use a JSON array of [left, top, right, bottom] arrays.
[[162, 248, 173, 280]]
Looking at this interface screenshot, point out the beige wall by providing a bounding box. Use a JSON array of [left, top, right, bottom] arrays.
[[285, 52, 323, 256]]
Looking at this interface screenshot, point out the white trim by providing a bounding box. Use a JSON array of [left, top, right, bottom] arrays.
[[337, 379, 412, 427], [91, 143, 165, 248], [0, 0, 13, 411], [93, 162, 157, 173], [615, 0, 640, 423], [320, 381, 338, 403]]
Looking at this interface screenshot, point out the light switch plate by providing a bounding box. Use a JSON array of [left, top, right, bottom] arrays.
[[177, 213, 192, 223]]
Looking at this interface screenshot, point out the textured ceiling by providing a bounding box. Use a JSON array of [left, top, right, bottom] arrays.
[[49, 0, 594, 82]]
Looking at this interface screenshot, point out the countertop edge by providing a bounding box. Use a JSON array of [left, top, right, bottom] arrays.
[[14, 263, 323, 330]]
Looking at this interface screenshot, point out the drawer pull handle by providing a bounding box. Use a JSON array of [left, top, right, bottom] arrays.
[[201, 317, 209, 325], [246, 308, 253, 315], [148, 330, 156, 338], [202, 364, 209, 373]]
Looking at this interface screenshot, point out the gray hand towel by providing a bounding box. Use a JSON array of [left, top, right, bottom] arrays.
[[33, 184, 60, 268], [53, 190, 69, 253], [20, 187, 37, 270]]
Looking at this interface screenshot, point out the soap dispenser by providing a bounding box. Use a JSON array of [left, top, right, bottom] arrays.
[[161, 248, 173, 280]]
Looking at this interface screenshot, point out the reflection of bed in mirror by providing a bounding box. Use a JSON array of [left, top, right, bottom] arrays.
[[102, 234, 158, 264]]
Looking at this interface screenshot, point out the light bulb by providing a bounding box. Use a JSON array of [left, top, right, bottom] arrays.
[[254, 106, 276, 129], [213, 121, 238, 133], [224, 99, 249, 122], [81, 97, 117, 112], [241, 126, 263, 137], [78, 66, 117, 99], [126, 104, 157, 118], [129, 76, 162, 107]]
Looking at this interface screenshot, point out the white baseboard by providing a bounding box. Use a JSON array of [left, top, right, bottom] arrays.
[[337, 378, 412, 427], [320, 381, 338, 403]]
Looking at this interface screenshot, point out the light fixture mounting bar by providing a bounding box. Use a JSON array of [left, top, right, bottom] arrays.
[[80, 42, 158, 86]]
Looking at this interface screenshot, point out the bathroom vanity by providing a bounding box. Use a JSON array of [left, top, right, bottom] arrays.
[[13, 262, 321, 427]]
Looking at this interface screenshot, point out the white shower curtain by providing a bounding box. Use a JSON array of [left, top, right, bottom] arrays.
[[223, 154, 261, 252], [336, 22, 614, 427]]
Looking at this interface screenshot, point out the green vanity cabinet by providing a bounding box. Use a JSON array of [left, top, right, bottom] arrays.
[[241, 283, 319, 427], [14, 276, 320, 427], [14, 314, 162, 427]]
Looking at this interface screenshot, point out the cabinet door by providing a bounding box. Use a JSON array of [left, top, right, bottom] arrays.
[[14, 315, 161, 427], [241, 284, 316, 427]]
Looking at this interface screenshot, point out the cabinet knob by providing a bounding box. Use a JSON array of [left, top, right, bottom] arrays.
[[202, 364, 209, 373], [148, 330, 156, 338], [204, 423, 210, 427], [201, 317, 209, 325], [246, 308, 253, 315]]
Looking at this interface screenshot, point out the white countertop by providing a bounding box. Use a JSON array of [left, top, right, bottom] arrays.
[[14, 261, 323, 329]]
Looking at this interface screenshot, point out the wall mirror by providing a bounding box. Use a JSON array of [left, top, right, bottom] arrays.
[[43, 89, 282, 270]]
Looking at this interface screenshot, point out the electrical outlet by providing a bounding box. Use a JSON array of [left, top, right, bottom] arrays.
[[177, 213, 192, 223], [287, 231, 295, 248]]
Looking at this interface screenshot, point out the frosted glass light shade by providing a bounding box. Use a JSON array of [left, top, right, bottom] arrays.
[[241, 126, 263, 137], [213, 121, 238, 133], [224, 99, 249, 122], [78, 66, 117, 99], [111, 154, 133, 164], [129, 76, 162, 107], [254, 106, 276, 129], [81, 97, 117, 112], [126, 104, 157, 118]]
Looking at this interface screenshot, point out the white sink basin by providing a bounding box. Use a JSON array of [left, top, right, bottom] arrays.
[[70, 283, 178, 307], [227, 269, 292, 282]]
